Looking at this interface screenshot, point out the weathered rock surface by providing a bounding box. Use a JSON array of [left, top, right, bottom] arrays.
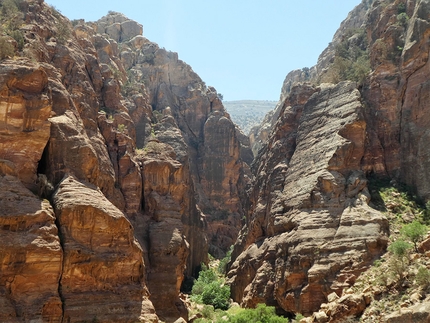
[[369, 0, 430, 201], [137, 140, 206, 322], [1, 1, 244, 321], [233, 0, 430, 318], [384, 301, 430, 323], [0, 61, 52, 189], [53, 175, 156, 323], [0, 175, 62, 322], [228, 82, 389, 315], [116, 27, 248, 257]]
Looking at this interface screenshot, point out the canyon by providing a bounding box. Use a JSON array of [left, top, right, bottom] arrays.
[[0, 0, 430, 322]]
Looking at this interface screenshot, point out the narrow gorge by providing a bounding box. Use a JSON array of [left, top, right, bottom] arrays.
[[1, 0, 430, 322]]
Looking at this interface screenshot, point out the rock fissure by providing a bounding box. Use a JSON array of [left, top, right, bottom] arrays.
[[54, 213, 66, 323]]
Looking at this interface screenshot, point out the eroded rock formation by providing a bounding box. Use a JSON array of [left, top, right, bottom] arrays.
[[228, 81, 389, 315], [0, 175, 62, 322], [0, 1, 246, 322], [230, 0, 430, 319]]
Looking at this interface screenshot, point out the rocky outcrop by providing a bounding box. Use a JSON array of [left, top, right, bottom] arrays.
[[362, 0, 430, 201], [0, 1, 246, 321], [384, 301, 430, 323], [232, 0, 430, 317], [137, 139, 206, 322], [228, 81, 389, 315], [0, 175, 62, 322], [0, 61, 52, 189], [113, 24, 248, 258], [53, 175, 156, 323], [250, 0, 371, 155]]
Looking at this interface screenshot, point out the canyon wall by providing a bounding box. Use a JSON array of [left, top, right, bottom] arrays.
[[230, 0, 430, 317], [0, 1, 248, 322]]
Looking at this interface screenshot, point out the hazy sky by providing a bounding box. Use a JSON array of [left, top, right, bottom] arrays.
[[46, 0, 361, 101]]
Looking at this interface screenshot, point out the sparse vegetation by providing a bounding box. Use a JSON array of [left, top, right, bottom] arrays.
[[396, 12, 409, 28], [416, 266, 430, 289], [338, 177, 430, 322], [0, 36, 14, 59], [388, 239, 411, 258], [121, 70, 144, 96], [117, 124, 127, 133], [217, 245, 233, 274], [327, 28, 371, 84], [397, 3, 406, 14], [401, 220, 427, 251], [0, 0, 25, 57]]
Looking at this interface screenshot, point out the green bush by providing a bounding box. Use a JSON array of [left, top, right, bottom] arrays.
[[397, 3, 406, 14], [416, 266, 430, 289], [56, 21, 71, 44], [191, 265, 230, 310], [324, 28, 371, 84], [401, 220, 427, 251], [218, 246, 233, 274], [388, 239, 412, 258], [397, 12, 409, 28], [9, 29, 23, 50], [191, 265, 217, 295], [201, 281, 230, 310], [0, 37, 14, 59], [228, 304, 288, 323]]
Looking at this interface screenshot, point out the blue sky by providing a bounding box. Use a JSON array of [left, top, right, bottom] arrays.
[[47, 0, 361, 101]]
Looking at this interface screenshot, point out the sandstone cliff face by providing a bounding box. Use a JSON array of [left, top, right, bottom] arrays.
[[231, 0, 430, 318], [229, 81, 389, 315], [362, 0, 430, 201], [0, 2, 159, 321], [0, 175, 62, 322], [0, 0, 246, 321], [113, 28, 248, 258], [53, 175, 155, 323], [250, 0, 371, 156]]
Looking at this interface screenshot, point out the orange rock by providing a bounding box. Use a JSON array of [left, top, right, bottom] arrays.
[[0, 175, 62, 322], [53, 175, 156, 322]]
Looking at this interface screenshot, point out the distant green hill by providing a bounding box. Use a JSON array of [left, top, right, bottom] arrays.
[[223, 100, 277, 135]]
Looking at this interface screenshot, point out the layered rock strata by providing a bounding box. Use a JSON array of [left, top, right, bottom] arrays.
[[53, 175, 156, 323], [228, 81, 389, 315], [231, 0, 430, 318], [0, 1, 247, 321], [0, 175, 62, 322]]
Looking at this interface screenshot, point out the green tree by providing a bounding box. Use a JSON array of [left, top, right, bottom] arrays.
[[401, 220, 427, 251]]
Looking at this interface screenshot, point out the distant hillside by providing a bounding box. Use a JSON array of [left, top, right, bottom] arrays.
[[223, 100, 277, 135]]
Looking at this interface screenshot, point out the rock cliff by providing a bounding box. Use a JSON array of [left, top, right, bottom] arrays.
[[229, 0, 430, 318], [228, 81, 389, 315], [2, 0, 430, 321], [0, 1, 247, 322]]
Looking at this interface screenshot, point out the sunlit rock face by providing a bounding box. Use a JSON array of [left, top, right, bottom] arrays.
[[228, 81, 389, 315], [0, 61, 52, 189], [229, 0, 430, 318], [53, 175, 153, 323], [0, 175, 62, 322], [0, 1, 247, 321]]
